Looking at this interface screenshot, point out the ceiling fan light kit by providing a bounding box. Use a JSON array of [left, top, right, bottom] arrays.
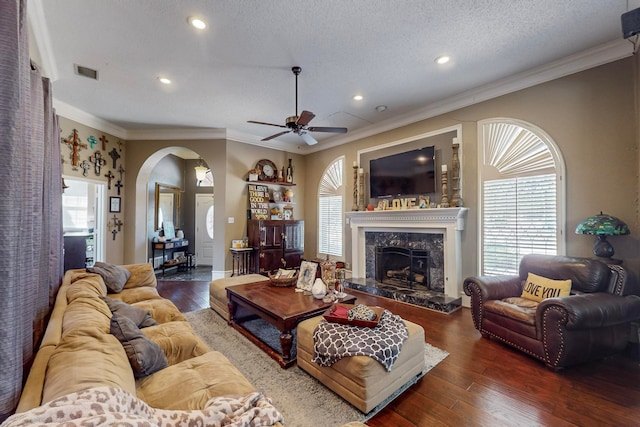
[[248, 66, 347, 145]]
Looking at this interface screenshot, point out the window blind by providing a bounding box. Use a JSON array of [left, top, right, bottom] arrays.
[[318, 158, 344, 256]]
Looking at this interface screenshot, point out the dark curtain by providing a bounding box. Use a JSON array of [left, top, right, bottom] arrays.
[[0, 0, 63, 421]]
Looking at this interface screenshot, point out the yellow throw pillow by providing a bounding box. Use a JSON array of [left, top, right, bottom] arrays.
[[521, 272, 572, 302]]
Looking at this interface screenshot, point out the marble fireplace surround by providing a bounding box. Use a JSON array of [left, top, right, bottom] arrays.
[[346, 208, 468, 301]]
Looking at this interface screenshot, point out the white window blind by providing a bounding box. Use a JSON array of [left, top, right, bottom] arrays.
[[483, 174, 557, 275], [481, 121, 563, 275], [318, 158, 344, 257]]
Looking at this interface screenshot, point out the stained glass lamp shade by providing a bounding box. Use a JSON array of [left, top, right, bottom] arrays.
[[575, 212, 629, 258]]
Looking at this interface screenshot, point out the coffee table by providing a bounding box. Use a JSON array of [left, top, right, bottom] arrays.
[[227, 281, 356, 368]]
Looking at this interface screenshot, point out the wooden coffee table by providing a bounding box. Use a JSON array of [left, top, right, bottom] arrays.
[[227, 281, 355, 368]]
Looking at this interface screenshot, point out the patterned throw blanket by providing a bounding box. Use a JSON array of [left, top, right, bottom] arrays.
[[3, 386, 283, 427], [312, 310, 408, 371]]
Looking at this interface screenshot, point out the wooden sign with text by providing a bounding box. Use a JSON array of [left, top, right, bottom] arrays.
[[248, 184, 270, 219]]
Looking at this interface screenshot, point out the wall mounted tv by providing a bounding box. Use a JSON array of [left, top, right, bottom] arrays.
[[369, 146, 436, 198]]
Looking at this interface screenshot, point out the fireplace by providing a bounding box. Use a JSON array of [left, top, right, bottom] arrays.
[[375, 246, 430, 289], [345, 208, 468, 312]]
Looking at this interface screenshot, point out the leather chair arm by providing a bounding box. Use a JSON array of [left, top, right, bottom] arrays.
[[463, 275, 522, 300], [538, 293, 640, 329]]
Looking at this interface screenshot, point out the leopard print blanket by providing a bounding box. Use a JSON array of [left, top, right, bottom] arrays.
[[3, 386, 283, 427], [312, 310, 408, 371]]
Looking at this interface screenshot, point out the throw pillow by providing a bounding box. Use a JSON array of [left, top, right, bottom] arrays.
[[521, 272, 572, 302], [87, 262, 131, 293], [110, 312, 168, 378], [101, 297, 158, 328]]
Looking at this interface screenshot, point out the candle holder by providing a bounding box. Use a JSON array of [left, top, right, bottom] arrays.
[[358, 169, 366, 211], [352, 164, 359, 211], [441, 170, 450, 208], [450, 143, 463, 207]]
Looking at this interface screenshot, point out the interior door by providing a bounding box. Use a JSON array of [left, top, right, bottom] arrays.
[[195, 194, 214, 266]]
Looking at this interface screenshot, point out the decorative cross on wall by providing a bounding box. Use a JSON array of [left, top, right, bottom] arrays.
[[116, 140, 124, 152], [79, 160, 91, 176], [109, 215, 123, 240], [115, 180, 123, 196], [104, 171, 115, 190], [63, 129, 87, 167], [109, 147, 120, 168], [89, 151, 107, 175], [118, 164, 125, 181], [100, 135, 109, 151], [87, 135, 98, 149]]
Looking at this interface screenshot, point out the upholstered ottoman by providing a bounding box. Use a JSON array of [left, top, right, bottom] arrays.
[[296, 314, 425, 413], [209, 274, 269, 321]]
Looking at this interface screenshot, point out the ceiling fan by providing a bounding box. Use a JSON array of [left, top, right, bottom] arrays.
[[248, 66, 348, 145]]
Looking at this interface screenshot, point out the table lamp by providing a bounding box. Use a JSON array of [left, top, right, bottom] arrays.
[[575, 212, 629, 258]]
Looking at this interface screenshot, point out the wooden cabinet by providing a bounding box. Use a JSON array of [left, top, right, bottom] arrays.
[[247, 220, 304, 274]]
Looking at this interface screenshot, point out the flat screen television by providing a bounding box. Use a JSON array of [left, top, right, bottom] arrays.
[[369, 146, 435, 198]]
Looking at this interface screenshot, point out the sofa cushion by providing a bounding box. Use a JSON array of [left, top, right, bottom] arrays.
[[521, 272, 572, 302], [110, 312, 168, 379], [88, 262, 131, 293], [141, 321, 210, 366], [135, 351, 256, 410], [101, 296, 158, 328]]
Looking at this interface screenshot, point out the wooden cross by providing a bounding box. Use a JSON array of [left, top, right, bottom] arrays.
[[104, 170, 115, 189], [117, 164, 125, 180], [87, 135, 98, 149], [63, 129, 87, 166], [100, 135, 109, 151], [79, 160, 91, 176], [89, 151, 107, 175], [109, 215, 123, 240], [109, 147, 120, 168], [115, 180, 123, 195], [116, 140, 124, 151]]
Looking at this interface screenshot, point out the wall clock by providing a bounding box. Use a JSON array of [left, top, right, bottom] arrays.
[[256, 159, 277, 181]]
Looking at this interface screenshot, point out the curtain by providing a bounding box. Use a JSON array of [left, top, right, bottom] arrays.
[[0, 0, 63, 421]]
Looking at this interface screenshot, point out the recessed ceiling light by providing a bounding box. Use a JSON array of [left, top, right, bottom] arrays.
[[158, 77, 172, 85], [375, 105, 387, 112], [435, 55, 450, 65], [353, 95, 363, 101], [188, 16, 207, 30]]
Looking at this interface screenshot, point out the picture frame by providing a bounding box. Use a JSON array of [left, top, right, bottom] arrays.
[[162, 220, 176, 240], [296, 260, 318, 291], [109, 196, 121, 213], [272, 190, 283, 203]]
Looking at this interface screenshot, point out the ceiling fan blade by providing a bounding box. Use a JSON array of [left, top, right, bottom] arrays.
[[296, 110, 315, 126], [248, 120, 287, 129], [299, 132, 318, 145], [307, 126, 348, 134], [261, 130, 291, 141]]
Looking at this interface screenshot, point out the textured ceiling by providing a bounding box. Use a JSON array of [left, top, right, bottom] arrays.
[[29, 0, 635, 153]]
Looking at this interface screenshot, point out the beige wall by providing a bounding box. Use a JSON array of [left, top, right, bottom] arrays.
[[59, 116, 126, 264], [304, 57, 639, 280]]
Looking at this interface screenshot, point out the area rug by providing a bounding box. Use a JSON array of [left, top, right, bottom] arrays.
[[184, 308, 448, 427]]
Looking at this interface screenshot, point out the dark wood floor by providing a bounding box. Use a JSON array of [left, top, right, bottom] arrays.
[[157, 279, 640, 427]]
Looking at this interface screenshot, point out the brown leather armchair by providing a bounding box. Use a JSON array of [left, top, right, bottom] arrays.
[[463, 254, 640, 369]]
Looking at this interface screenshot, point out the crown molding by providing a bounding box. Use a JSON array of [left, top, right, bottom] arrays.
[[54, 100, 127, 138], [126, 128, 227, 141]]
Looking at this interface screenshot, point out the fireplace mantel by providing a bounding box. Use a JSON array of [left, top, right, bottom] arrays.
[[346, 208, 468, 300]]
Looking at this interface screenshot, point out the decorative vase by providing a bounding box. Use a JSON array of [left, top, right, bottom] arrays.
[[286, 158, 293, 183], [312, 278, 327, 299]]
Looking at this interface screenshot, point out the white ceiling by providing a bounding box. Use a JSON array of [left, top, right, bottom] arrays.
[[29, 0, 636, 154]]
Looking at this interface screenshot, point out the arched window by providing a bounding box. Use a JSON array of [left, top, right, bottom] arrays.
[[318, 157, 344, 257], [479, 119, 566, 275]]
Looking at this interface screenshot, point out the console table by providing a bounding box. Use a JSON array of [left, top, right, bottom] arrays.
[[151, 239, 190, 276]]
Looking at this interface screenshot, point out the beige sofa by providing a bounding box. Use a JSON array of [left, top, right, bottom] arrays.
[[15, 264, 283, 425]]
